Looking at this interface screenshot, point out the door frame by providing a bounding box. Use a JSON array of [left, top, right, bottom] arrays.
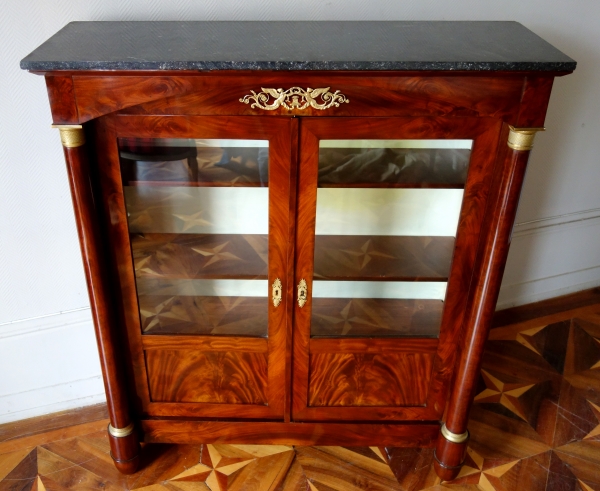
[[292, 116, 503, 421], [92, 114, 295, 420]]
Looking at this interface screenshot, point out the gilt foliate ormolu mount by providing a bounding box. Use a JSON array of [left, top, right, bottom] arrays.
[[240, 86, 349, 111], [21, 21, 575, 480]]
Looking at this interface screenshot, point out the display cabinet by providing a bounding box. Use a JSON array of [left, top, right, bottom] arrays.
[[21, 21, 575, 480]]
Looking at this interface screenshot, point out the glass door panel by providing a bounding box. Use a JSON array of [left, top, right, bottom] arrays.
[[119, 138, 270, 337], [311, 139, 472, 338]]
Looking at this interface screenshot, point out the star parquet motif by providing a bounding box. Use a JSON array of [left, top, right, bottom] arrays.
[[339, 239, 396, 270], [191, 242, 243, 268], [313, 299, 380, 336], [0, 439, 402, 491], [313, 235, 454, 281], [311, 297, 444, 337], [137, 294, 268, 336], [131, 233, 268, 280], [129, 233, 269, 336], [165, 444, 296, 490], [474, 369, 537, 422], [467, 305, 600, 491], [2, 302, 600, 490], [173, 211, 212, 232], [447, 447, 530, 491]]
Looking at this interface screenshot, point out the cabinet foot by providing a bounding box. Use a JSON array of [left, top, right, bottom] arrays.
[[108, 424, 141, 474], [111, 452, 140, 475], [433, 424, 469, 481]]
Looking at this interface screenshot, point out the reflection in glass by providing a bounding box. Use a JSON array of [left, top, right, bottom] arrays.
[[120, 138, 269, 186], [318, 139, 471, 187], [119, 138, 269, 337], [311, 139, 472, 338]]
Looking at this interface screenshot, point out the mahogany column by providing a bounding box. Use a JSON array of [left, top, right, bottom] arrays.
[[433, 125, 545, 481], [53, 125, 141, 474]]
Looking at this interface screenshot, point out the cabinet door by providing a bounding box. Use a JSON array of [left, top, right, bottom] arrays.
[[292, 117, 502, 421], [94, 115, 294, 420]]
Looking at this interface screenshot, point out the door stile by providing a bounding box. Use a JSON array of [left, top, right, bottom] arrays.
[[283, 117, 300, 422], [291, 121, 321, 419], [265, 117, 294, 418]]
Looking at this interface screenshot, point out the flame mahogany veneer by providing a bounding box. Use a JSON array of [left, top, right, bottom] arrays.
[[22, 21, 575, 479]]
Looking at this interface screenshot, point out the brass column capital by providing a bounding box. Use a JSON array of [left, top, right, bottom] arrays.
[[52, 124, 85, 148], [507, 126, 545, 151], [440, 423, 469, 444]]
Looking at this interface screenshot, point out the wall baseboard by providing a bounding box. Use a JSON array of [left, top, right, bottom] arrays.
[[0, 308, 105, 425], [493, 286, 600, 329], [0, 402, 109, 442], [497, 264, 600, 311], [0, 381, 106, 425], [499, 208, 600, 309]]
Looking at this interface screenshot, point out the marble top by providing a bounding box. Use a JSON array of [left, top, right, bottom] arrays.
[[20, 21, 576, 72]]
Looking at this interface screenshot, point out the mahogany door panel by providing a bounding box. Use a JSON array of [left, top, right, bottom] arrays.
[[292, 116, 503, 421], [145, 349, 268, 404], [72, 73, 526, 122], [93, 115, 294, 420], [309, 352, 434, 407]]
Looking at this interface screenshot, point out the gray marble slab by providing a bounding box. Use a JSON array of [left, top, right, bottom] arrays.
[[20, 21, 576, 72]]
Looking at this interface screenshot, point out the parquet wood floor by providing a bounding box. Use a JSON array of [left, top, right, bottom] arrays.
[[2, 295, 600, 490]]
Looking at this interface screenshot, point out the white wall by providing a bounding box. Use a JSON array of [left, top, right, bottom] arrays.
[[1, 0, 599, 423]]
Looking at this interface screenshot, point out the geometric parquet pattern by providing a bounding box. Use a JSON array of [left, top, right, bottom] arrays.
[[2, 302, 600, 490]]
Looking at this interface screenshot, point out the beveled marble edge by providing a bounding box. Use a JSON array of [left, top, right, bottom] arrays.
[[20, 21, 576, 73], [20, 60, 576, 72]]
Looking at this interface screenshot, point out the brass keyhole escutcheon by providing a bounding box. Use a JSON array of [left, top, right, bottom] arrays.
[[297, 279, 308, 308], [272, 278, 283, 308]]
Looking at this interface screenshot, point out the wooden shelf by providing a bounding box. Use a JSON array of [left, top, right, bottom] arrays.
[[131, 233, 268, 280], [139, 294, 268, 337], [311, 297, 443, 338], [313, 235, 454, 282], [131, 233, 453, 282], [138, 294, 442, 338]]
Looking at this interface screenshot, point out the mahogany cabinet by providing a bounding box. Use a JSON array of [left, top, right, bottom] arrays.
[[21, 21, 575, 479]]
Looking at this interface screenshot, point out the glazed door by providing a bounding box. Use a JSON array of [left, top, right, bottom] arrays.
[[95, 115, 294, 420], [292, 117, 502, 421]]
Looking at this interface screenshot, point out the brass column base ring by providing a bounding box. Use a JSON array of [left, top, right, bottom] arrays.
[[108, 422, 135, 438], [440, 423, 469, 444]]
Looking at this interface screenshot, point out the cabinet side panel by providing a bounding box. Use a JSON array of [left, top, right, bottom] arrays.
[[516, 76, 555, 127], [146, 349, 268, 404], [426, 118, 504, 415], [73, 76, 192, 122], [45, 76, 79, 124], [309, 352, 433, 407], [93, 115, 153, 412]]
